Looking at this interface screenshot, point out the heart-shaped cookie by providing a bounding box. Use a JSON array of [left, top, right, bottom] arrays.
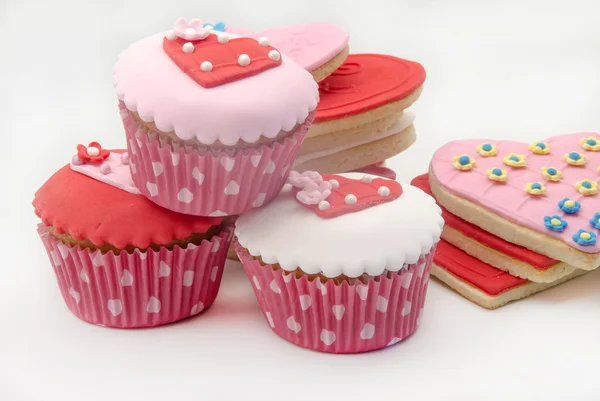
[[429, 133, 600, 270]]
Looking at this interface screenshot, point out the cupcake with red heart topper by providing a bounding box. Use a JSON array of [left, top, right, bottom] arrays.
[[33, 142, 233, 328], [234, 171, 443, 353], [113, 18, 319, 217]]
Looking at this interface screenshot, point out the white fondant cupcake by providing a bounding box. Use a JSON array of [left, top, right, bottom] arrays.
[[234, 171, 444, 353], [114, 18, 319, 217]]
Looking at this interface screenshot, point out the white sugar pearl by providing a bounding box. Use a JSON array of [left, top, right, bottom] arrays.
[[329, 179, 339, 189], [87, 147, 100, 157], [378, 186, 390, 196], [185, 28, 196, 37], [182, 42, 194, 53], [268, 50, 281, 61], [345, 194, 357, 205], [361, 175, 372, 183], [200, 61, 213, 72], [318, 201, 330, 211], [120, 152, 130, 165], [238, 54, 251, 66], [258, 37, 269, 46], [100, 163, 111, 174], [166, 30, 177, 40], [217, 34, 229, 44], [71, 154, 82, 165]]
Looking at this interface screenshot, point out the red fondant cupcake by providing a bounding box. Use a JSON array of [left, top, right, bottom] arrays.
[[234, 171, 443, 353], [33, 143, 233, 328], [113, 18, 319, 217]]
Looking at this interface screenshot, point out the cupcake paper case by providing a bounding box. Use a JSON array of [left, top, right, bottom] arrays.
[[33, 145, 233, 328], [234, 171, 444, 353], [114, 18, 319, 217]]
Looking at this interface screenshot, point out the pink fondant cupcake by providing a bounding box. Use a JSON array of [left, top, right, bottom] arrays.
[[234, 171, 444, 353], [113, 18, 319, 217], [33, 143, 233, 328]]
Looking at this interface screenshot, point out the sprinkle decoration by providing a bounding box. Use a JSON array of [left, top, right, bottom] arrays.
[[476, 143, 497, 157], [544, 215, 567, 232], [486, 167, 507, 182], [287, 171, 402, 218], [452, 154, 476, 171], [580, 136, 600, 151], [564, 151, 586, 166], [576, 179, 598, 196], [503, 153, 526, 168], [541, 166, 562, 182], [558, 198, 581, 214], [573, 229, 597, 246], [529, 141, 550, 155], [76, 142, 110, 163]]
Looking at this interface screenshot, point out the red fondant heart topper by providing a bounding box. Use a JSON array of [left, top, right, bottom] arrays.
[[288, 171, 402, 218], [163, 33, 282, 88]]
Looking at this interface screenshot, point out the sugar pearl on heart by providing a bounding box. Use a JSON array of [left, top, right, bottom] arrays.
[[182, 42, 194, 53], [329, 179, 339, 189], [217, 34, 229, 44], [345, 194, 357, 205], [378, 186, 391, 196], [71, 155, 82, 165], [268, 50, 281, 61], [166, 30, 176, 40], [238, 54, 251, 66], [258, 37, 269, 46], [100, 163, 111, 174], [318, 201, 330, 210], [361, 175, 372, 183], [120, 152, 130, 165], [200, 61, 213, 72], [87, 146, 100, 157]]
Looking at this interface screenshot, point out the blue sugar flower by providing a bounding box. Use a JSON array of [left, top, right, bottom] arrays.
[[204, 22, 226, 32], [590, 213, 600, 229], [544, 215, 568, 232], [573, 229, 597, 246], [558, 198, 581, 214]]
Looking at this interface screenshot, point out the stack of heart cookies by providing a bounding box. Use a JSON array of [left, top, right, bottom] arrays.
[[227, 22, 426, 179], [412, 134, 600, 309]]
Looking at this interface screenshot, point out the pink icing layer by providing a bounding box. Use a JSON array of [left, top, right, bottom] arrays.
[[113, 32, 318, 146], [430, 133, 600, 253], [70, 151, 140, 195], [227, 22, 349, 71]]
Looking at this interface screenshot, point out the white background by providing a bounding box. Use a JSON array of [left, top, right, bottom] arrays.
[[1, 0, 600, 400]]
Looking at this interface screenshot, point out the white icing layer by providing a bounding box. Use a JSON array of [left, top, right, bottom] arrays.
[[294, 111, 416, 167], [235, 173, 444, 278]]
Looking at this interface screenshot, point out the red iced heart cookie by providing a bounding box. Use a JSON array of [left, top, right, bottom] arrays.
[[314, 54, 426, 122], [163, 34, 282, 88]]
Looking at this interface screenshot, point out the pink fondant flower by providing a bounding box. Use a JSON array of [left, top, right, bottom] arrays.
[[173, 18, 210, 40], [76, 142, 110, 163], [287, 171, 324, 188], [296, 181, 332, 205]]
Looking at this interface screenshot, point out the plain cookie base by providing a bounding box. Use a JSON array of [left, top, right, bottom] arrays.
[[442, 226, 578, 283], [295, 124, 416, 174], [428, 171, 600, 271], [310, 45, 350, 82], [310, 86, 423, 137], [432, 264, 588, 310], [300, 113, 401, 155]]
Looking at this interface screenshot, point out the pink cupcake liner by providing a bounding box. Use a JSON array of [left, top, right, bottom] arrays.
[[37, 224, 233, 328], [235, 242, 436, 353], [120, 102, 314, 217]]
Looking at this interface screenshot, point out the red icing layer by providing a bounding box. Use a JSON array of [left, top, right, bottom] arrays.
[[163, 34, 281, 88], [315, 54, 426, 122], [434, 240, 528, 296], [411, 174, 558, 270], [33, 154, 225, 249]]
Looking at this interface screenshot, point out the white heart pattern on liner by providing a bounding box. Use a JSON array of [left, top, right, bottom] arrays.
[[332, 305, 345, 320], [286, 316, 301, 333], [264, 160, 276, 174], [253, 193, 266, 208], [128, 139, 137, 155], [401, 272, 413, 289], [190, 301, 204, 316], [220, 157, 235, 172], [356, 285, 369, 300], [265, 312, 275, 328], [147, 296, 161, 313], [92, 252, 103, 267], [158, 261, 171, 277], [401, 301, 412, 317], [183, 271, 194, 287], [57, 244, 70, 258], [320, 329, 336, 346], [299, 295, 312, 310], [315, 280, 327, 295], [171, 152, 180, 166], [250, 154, 262, 167], [270, 280, 281, 294], [107, 299, 123, 316], [211, 240, 220, 253], [415, 263, 425, 278], [177, 188, 194, 204], [360, 323, 375, 340], [79, 269, 90, 283], [69, 288, 80, 304], [376, 296, 389, 313], [192, 167, 205, 184], [146, 182, 158, 197], [387, 337, 403, 346], [137, 250, 147, 260], [282, 273, 293, 283], [252, 276, 262, 290], [121, 270, 134, 286], [50, 250, 62, 266], [210, 266, 219, 282], [224, 180, 240, 195], [152, 161, 164, 176]]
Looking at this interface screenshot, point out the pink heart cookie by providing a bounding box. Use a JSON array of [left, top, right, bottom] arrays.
[[227, 22, 349, 79], [429, 133, 600, 270]]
